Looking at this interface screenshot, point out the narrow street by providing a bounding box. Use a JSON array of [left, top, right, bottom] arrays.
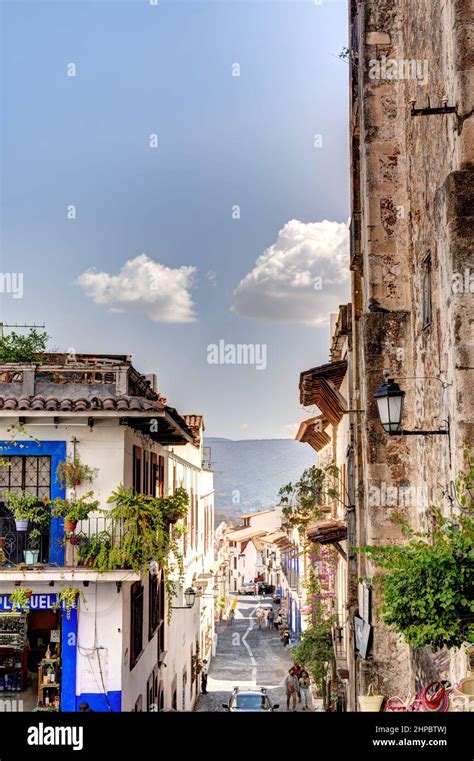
[[195, 596, 311, 712]]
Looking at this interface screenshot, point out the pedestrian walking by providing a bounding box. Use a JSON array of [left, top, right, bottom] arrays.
[[201, 659, 209, 694], [253, 583, 259, 599], [281, 627, 290, 647], [229, 609, 235, 626], [256, 607, 264, 630], [274, 612, 282, 630], [267, 607, 274, 629], [263, 607, 269, 629], [299, 670, 311, 710], [285, 669, 299, 711]]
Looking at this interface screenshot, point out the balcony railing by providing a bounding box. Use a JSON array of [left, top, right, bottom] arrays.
[[332, 614, 347, 662], [0, 517, 50, 566], [0, 514, 126, 570]]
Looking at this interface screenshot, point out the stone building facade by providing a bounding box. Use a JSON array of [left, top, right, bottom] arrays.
[[348, 0, 473, 708]]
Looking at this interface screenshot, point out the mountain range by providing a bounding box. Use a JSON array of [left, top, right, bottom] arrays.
[[204, 437, 316, 525]]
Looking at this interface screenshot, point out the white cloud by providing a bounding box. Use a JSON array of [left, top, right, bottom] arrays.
[[206, 270, 218, 287], [232, 219, 350, 325], [76, 254, 197, 323], [282, 422, 299, 437]]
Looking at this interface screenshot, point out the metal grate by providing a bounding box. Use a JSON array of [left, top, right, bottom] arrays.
[[0, 456, 51, 499]]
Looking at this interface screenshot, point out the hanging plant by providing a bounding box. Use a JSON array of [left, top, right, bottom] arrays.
[[56, 455, 97, 489], [76, 485, 188, 611], [10, 587, 33, 611], [52, 587, 85, 619]]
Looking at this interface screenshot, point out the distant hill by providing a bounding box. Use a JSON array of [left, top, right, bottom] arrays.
[[205, 437, 316, 523]]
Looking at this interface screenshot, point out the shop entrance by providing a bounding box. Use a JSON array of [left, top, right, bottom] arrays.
[[0, 605, 62, 711], [27, 608, 62, 710]]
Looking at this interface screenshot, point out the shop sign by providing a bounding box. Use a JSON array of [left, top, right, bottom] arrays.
[[0, 594, 57, 612]]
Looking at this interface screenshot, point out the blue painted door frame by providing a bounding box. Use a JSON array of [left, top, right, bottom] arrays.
[[0, 440, 66, 564]]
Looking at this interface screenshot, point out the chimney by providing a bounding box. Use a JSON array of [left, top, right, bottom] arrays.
[[145, 374, 158, 393]]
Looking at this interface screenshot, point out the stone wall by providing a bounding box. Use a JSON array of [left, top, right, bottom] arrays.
[[349, 0, 473, 706]]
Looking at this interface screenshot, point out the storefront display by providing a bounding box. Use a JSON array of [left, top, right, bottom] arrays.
[[38, 655, 61, 710], [0, 596, 62, 709], [0, 611, 28, 691]]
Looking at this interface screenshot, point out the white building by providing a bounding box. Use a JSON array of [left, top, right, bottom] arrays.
[[223, 509, 282, 594], [0, 353, 214, 712]]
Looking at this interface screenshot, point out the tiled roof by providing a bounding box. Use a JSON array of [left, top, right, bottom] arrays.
[[306, 520, 347, 544], [295, 415, 331, 451], [182, 414, 204, 444], [237, 508, 276, 519], [0, 394, 166, 413], [226, 527, 267, 542]]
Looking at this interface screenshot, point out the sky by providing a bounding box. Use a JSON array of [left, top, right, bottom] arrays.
[[0, 0, 349, 439]]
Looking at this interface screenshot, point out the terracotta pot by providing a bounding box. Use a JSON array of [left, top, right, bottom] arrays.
[[64, 519, 78, 534], [68, 534, 80, 546]]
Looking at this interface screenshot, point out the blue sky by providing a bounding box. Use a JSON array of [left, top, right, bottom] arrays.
[[0, 0, 349, 439]]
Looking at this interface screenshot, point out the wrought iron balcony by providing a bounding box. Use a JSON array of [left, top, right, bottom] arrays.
[[0, 514, 125, 570], [0, 516, 50, 567]]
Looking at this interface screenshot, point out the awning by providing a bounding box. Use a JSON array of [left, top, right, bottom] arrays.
[[299, 360, 348, 424], [120, 406, 195, 445], [307, 520, 348, 560], [295, 415, 331, 452]]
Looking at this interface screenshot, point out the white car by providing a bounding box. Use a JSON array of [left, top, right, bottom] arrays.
[[222, 687, 279, 712]]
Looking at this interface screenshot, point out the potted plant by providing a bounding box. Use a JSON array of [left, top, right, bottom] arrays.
[[156, 487, 189, 524], [50, 492, 99, 534], [56, 455, 97, 489], [52, 587, 85, 619], [3, 491, 46, 532], [77, 532, 112, 569], [24, 527, 42, 565], [10, 587, 32, 611]]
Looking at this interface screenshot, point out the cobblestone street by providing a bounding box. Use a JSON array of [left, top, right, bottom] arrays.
[[195, 596, 313, 712]]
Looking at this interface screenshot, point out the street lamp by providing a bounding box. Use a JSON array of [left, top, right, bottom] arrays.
[[373, 372, 449, 437], [373, 375, 405, 434], [170, 587, 197, 610]]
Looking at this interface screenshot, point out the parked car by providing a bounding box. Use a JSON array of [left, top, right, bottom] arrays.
[[239, 582, 257, 595], [222, 687, 279, 712], [239, 581, 266, 595]]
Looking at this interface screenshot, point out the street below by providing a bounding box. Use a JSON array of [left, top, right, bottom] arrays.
[[195, 595, 312, 712]]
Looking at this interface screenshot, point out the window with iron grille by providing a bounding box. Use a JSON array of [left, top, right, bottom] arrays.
[[130, 581, 144, 669], [0, 456, 52, 564], [0, 456, 51, 500]]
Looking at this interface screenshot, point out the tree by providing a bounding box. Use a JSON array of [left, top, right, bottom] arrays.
[[0, 329, 49, 363], [278, 463, 340, 527]]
